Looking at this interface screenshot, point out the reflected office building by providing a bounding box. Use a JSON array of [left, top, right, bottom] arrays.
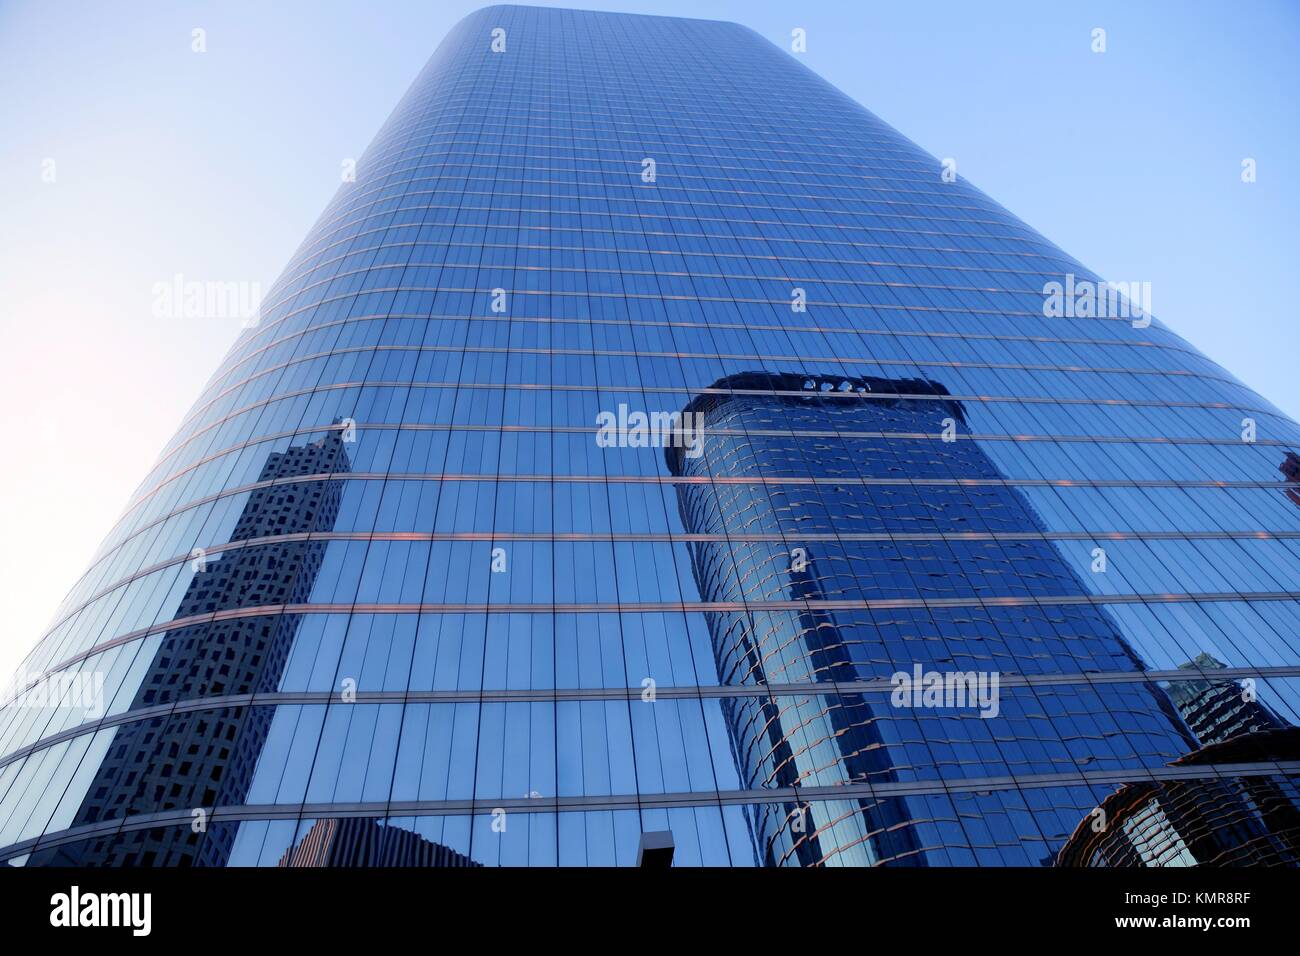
[[278, 817, 481, 868], [25, 433, 351, 866], [3, 6, 1300, 867], [1057, 658, 1300, 867], [668, 372, 1202, 865]]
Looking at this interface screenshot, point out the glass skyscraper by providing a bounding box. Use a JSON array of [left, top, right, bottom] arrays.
[[2, 4, 1299, 867]]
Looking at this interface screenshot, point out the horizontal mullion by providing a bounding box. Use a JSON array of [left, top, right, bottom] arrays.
[[7, 759, 1299, 863], [7, 664, 1300, 776]]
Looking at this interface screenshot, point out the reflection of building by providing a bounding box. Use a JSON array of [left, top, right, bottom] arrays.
[[1168, 652, 1286, 746], [1058, 656, 1298, 867], [667, 372, 1196, 866], [1057, 729, 1300, 867], [278, 818, 481, 868], [1281, 452, 1300, 508], [30, 433, 349, 866]]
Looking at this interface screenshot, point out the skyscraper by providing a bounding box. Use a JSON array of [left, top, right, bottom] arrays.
[[2, 5, 1298, 867]]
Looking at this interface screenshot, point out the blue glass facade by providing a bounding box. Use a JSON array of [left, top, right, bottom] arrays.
[[2, 4, 1299, 867]]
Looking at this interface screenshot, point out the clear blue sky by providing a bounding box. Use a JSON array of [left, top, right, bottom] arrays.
[[0, 0, 1297, 679]]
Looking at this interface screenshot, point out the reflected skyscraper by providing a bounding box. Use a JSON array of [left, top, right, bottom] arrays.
[[667, 372, 1201, 865], [1057, 729, 1300, 867], [2, 6, 1299, 867], [1057, 657, 1300, 866], [278, 817, 481, 868], [1168, 652, 1286, 747], [26, 433, 350, 866], [1281, 453, 1300, 509]]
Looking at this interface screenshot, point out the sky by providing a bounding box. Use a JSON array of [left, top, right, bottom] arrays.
[[0, 0, 1297, 682]]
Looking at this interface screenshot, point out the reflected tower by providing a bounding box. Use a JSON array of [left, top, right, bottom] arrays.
[[667, 372, 1201, 866], [1058, 656, 1300, 866], [28, 432, 350, 866]]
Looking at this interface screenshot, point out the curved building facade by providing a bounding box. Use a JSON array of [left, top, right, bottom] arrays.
[[2, 5, 1299, 867]]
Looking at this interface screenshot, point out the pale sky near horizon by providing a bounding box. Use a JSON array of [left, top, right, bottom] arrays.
[[1, 0, 1297, 683]]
